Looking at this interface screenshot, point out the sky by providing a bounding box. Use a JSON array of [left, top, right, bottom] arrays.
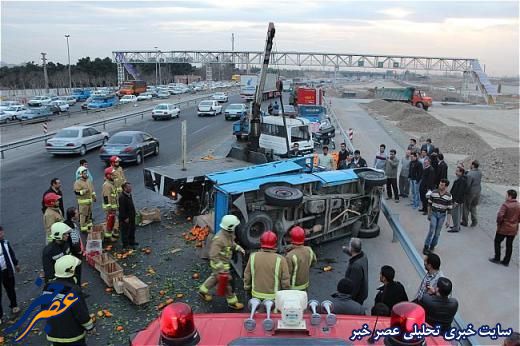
[[1, 0, 519, 77]]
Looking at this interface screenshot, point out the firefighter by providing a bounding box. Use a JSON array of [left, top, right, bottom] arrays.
[[198, 215, 245, 310], [73, 167, 96, 233], [110, 156, 126, 195], [43, 255, 94, 345], [244, 230, 290, 300], [42, 222, 71, 283], [285, 226, 316, 291], [102, 167, 118, 240], [43, 193, 64, 244]]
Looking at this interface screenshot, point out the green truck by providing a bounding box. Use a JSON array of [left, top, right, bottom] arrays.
[[374, 87, 432, 111]]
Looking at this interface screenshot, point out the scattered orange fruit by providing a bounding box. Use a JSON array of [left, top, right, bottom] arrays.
[[105, 245, 113, 251], [166, 298, 174, 305], [192, 273, 200, 279], [144, 248, 152, 255], [97, 310, 104, 318], [0, 336, 4, 344], [159, 290, 166, 296], [116, 326, 124, 332], [176, 293, 184, 298], [157, 303, 166, 310], [105, 287, 113, 293], [103, 310, 112, 318], [323, 266, 333, 272], [81, 282, 89, 288]]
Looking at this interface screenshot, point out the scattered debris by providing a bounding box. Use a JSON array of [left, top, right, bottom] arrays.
[[323, 266, 333, 272], [464, 148, 519, 186]]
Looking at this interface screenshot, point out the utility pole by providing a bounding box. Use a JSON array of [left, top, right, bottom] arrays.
[[154, 47, 158, 85], [231, 33, 235, 65], [65, 35, 72, 91], [41, 52, 49, 94], [158, 50, 162, 85]]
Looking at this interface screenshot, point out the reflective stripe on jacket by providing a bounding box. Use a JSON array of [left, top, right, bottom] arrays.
[[102, 180, 118, 210], [73, 179, 95, 203], [208, 231, 238, 272], [286, 245, 316, 290], [244, 250, 290, 300]]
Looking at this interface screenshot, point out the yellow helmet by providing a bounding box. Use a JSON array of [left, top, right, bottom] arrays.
[[219, 215, 240, 232], [54, 255, 81, 278]]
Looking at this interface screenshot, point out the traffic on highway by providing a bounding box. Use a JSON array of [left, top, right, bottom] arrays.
[[0, 5, 518, 346]]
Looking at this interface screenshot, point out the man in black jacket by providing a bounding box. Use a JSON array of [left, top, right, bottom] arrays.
[[349, 150, 367, 168], [337, 143, 351, 169], [42, 222, 71, 283], [448, 167, 467, 233], [419, 158, 435, 214], [435, 153, 448, 188], [43, 255, 94, 345], [41, 178, 64, 215], [408, 152, 423, 209], [119, 182, 138, 249], [342, 238, 368, 305], [420, 277, 458, 334], [330, 278, 365, 315], [420, 138, 435, 155], [374, 265, 408, 314], [0, 226, 20, 322]]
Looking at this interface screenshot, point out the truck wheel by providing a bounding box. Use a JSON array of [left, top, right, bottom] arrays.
[[416, 102, 424, 109], [264, 186, 303, 207], [357, 171, 386, 189], [358, 224, 380, 239], [237, 211, 273, 249], [423, 106, 429, 111]]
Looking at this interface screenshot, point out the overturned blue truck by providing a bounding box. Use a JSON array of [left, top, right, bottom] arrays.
[[144, 156, 386, 252]]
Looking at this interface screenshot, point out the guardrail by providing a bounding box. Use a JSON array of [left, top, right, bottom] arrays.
[[325, 97, 477, 346], [0, 90, 236, 159], [324, 98, 354, 153]]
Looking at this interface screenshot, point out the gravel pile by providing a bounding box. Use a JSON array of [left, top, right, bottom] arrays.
[[366, 99, 441, 131], [420, 126, 492, 156], [397, 114, 445, 132], [463, 148, 519, 186]]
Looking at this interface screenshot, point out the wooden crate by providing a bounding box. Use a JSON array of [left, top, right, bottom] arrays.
[[87, 231, 103, 242], [100, 262, 123, 288], [123, 275, 150, 305], [92, 223, 106, 233], [113, 276, 124, 294], [92, 253, 115, 272], [86, 251, 101, 268], [140, 208, 161, 222]]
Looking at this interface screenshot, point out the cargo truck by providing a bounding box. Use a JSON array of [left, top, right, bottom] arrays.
[[294, 87, 324, 106], [240, 73, 280, 101], [117, 80, 147, 97], [374, 87, 432, 111]]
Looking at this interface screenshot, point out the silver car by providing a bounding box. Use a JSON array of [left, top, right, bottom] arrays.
[[46, 125, 109, 156]]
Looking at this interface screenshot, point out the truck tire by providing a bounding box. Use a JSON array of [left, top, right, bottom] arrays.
[[357, 171, 386, 189], [237, 211, 273, 249], [423, 106, 429, 111], [358, 224, 380, 239], [416, 102, 424, 109], [264, 186, 303, 207]]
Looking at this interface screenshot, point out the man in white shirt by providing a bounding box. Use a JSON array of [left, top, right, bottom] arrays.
[[318, 146, 335, 171], [0, 226, 20, 323]]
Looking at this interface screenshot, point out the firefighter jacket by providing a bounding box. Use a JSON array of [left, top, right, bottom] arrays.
[[286, 245, 316, 290], [42, 241, 71, 282], [43, 207, 64, 238], [102, 180, 118, 211], [112, 166, 126, 193], [73, 179, 96, 205], [208, 230, 243, 272], [244, 249, 290, 300], [42, 278, 93, 344]]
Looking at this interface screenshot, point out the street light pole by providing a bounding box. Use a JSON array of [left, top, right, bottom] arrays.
[[65, 35, 72, 91], [154, 46, 158, 85], [158, 50, 162, 85]]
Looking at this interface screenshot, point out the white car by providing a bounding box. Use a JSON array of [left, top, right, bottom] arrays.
[[0, 101, 23, 111], [224, 103, 247, 120], [0, 111, 11, 124], [152, 103, 180, 120], [212, 92, 228, 103], [197, 100, 222, 117], [157, 90, 170, 99], [46, 125, 109, 156], [2, 105, 27, 120], [137, 92, 153, 101], [120, 95, 138, 104], [49, 100, 70, 112], [59, 95, 77, 105], [28, 96, 52, 107]]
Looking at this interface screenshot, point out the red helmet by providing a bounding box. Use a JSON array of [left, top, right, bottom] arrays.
[[110, 156, 121, 164], [104, 167, 114, 179], [260, 231, 277, 249], [44, 192, 61, 207], [289, 226, 305, 245]]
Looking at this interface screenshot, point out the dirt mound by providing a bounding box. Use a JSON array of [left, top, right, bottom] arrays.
[[463, 148, 519, 186], [398, 113, 445, 133], [366, 99, 431, 122], [420, 126, 492, 156]]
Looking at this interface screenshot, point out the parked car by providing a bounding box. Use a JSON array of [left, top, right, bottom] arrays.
[[46, 126, 109, 156], [2, 105, 27, 120], [49, 100, 70, 112], [87, 94, 119, 109], [152, 103, 180, 120], [28, 96, 52, 107], [157, 90, 170, 99], [99, 131, 159, 165], [212, 92, 228, 103], [81, 97, 93, 110], [71, 88, 91, 102], [137, 92, 153, 101], [18, 106, 52, 121], [0, 111, 11, 124], [281, 104, 297, 117], [59, 95, 77, 105], [120, 95, 138, 104], [0, 101, 23, 111], [224, 103, 247, 121], [197, 100, 223, 117]]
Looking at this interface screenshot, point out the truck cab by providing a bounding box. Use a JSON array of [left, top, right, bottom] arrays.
[[259, 116, 314, 157], [411, 89, 432, 110]]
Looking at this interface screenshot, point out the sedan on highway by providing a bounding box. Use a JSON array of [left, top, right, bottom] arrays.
[[197, 100, 222, 117], [59, 95, 77, 105], [49, 100, 70, 112], [224, 103, 247, 121], [157, 90, 170, 99], [152, 103, 180, 120], [120, 95, 138, 104], [137, 92, 153, 101], [2, 105, 27, 120], [46, 126, 109, 156], [212, 92, 228, 103], [0, 111, 11, 124], [27, 96, 52, 107], [18, 106, 52, 121], [99, 131, 159, 165]]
